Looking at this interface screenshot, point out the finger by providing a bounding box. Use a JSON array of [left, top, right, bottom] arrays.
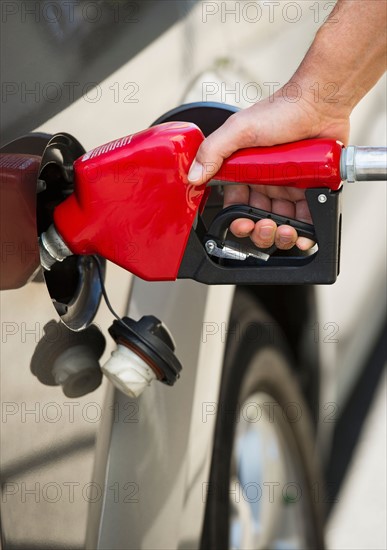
[[275, 225, 297, 250], [295, 199, 312, 224], [229, 218, 255, 238], [255, 183, 306, 203], [188, 112, 256, 185], [223, 184, 250, 208], [272, 198, 310, 249], [248, 188, 272, 211], [295, 199, 315, 249], [296, 236, 316, 251], [227, 186, 273, 238], [271, 198, 296, 219], [250, 219, 277, 249], [250, 194, 298, 249], [224, 184, 252, 237]]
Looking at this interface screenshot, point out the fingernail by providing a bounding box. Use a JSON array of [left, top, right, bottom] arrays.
[[260, 226, 275, 239], [188, 160, 203, 183], [279, 235, 294, 246]]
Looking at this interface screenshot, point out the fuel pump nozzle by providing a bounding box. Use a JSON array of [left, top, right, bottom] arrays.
[[38, 121, 387, 286]]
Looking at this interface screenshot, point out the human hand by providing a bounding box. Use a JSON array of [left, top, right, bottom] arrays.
[[188, 89, 350, 250]]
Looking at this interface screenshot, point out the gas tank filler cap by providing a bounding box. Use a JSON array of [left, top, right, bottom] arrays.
[[102, 316, 183, 398]]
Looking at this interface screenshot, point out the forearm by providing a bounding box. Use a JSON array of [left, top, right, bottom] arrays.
[[292, 0, 386, 114], [189, 0, 386, 179]]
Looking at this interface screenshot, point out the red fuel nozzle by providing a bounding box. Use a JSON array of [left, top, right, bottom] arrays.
[[51, 122, 206, 280], [40, 122, 345, 282]]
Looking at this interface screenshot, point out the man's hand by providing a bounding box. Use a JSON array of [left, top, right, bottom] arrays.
[[187, 0, 386, 251], [188, 93, 349, 250]]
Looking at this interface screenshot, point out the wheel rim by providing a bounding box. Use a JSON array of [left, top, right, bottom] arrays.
[[229, 391, 312, 550]]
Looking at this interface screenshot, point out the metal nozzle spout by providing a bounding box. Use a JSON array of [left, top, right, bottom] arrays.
[[39, 224, 73, 270], [341, 146, 387, 182]]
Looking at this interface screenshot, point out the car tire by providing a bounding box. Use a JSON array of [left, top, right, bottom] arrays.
[[201, 289, 325, 550]]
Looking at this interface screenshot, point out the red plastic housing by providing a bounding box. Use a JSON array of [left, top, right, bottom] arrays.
[[54, 122, 206, 280], [215, 139, 343, 190], [54, 123, 343, 281]]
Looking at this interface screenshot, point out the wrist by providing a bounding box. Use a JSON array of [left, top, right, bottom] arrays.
[[269, 81, 351, 144], [287, 70, 354, 121]]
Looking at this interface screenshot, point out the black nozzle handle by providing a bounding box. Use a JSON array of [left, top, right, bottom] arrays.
[[206, 204, 316, 242]]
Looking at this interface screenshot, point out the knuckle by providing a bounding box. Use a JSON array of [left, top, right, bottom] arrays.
[[196, 141, 221, 170], [227, 112, 257, 145]]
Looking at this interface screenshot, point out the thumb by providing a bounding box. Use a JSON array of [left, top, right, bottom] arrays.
[[187, 112, 254, 185]]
